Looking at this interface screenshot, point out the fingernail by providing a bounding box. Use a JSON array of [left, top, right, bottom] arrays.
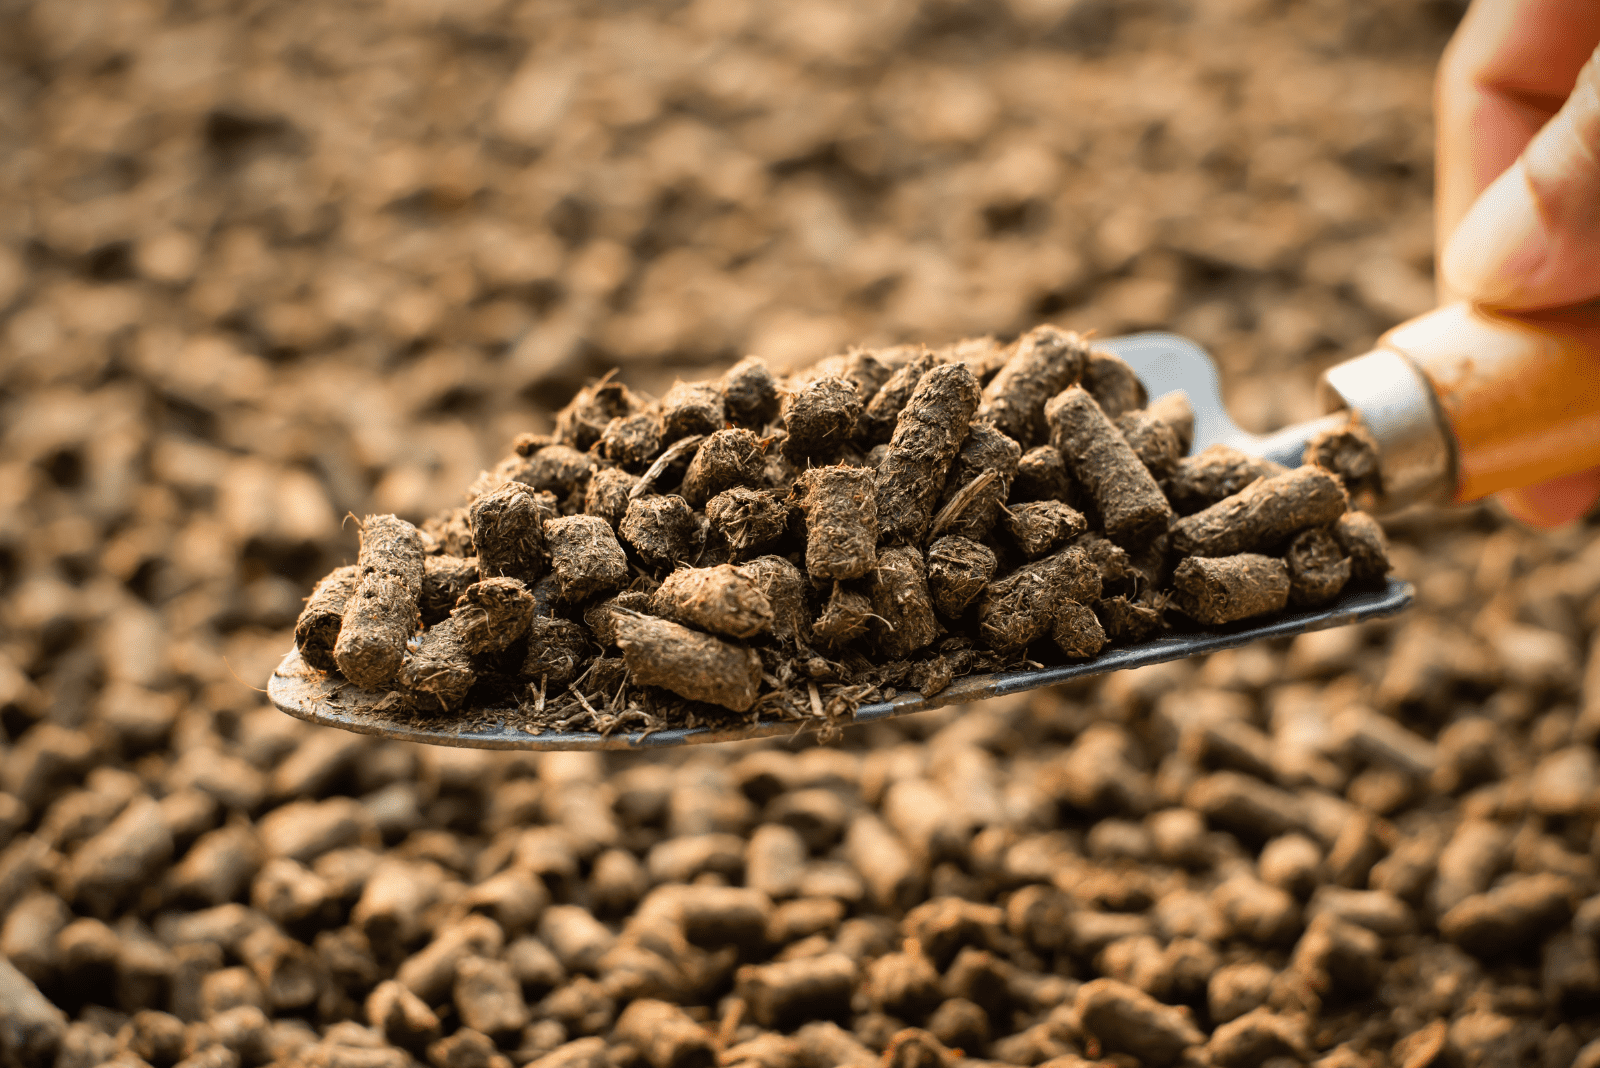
[[1440, 160, 1549, 306]]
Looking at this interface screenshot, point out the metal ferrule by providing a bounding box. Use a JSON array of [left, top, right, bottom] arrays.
[[1317, 347, 1457, 511]]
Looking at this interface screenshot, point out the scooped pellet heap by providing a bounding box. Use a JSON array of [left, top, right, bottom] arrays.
[[295, 326, 1390, 733]]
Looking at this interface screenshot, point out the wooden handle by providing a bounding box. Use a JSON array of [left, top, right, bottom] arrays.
[[1378, 301, 1600, 503]]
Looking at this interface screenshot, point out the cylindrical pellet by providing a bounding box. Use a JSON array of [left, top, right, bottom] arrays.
[[874, 363, 982, 544], [295, 565, 358, 672], [1046, 386, 1173, 548], [1172, 554, 1291, 625], [1169, 465, 1346, 558], [334, 515, 425, 689], [612, 612, 763, 713]]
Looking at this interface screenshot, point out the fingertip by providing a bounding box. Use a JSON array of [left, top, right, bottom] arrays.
[[1496, 468, 1600, 528]]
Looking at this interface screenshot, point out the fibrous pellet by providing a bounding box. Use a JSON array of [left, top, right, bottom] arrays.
[[398, 619, 475, 706], [735, 953, 856, 1029], [978, 547, 1101, 652], [926, 536, 997, 618], [1172, 554, 1290, 625], [1081, 348, 1148, 420], [1047, 386, 1173, 547], [739, 556, 807, 644], [521, 618, 592, 686], [452, 578, 537, 654], [1116, 409, 1184, 482], [977, 325, 1089, 446], [859, 351, 938, 445], [1053, 600, 1107, 658], [419, 556, 479, 626], [334, 515, 426, 690], [555, 376, 639, 452], [679, 428, 764, 507], [614, 999, 715, 1068], [1166, 445, 1287, 516], [584, 467, 640, 530], [792, 466, 877, 582], [660, 381, 725, 442], [598, 412, 662, 468], [720, 356, 781, 429], [932, 423, 1021, 540], [470, 482, 546, 584], [422, 506, 475, 557], [295, 565, 358, 672], [619, 495, 701, 568], [875, 363, 981, 543], [1333, 511, 1390, 584], [1011, 445, 1074, 504], [704, 488, 790, 557], [583, 591, 653, 647], [612, 611, 762, 712], [1148, 391, 1196, 454], [869, 547, 939, 658], [1306, 416, 1381, 500], [1076, 978, 1203, 1068], [1003, 500, 1087, 559], [649, 565, 773, 639], [519, 445, 594, 496], [1170, 465, 1346, 558], [1285, 527, 1350, 607], [781, 375, 860, 464], [544, 516, 629, 602], [810, 584, 874, 649]]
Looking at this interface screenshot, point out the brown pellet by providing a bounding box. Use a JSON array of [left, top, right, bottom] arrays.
[[978, 547, 1101, 653], [294, 565, 359, 672], [925, 536, 997, 619], [649, 564, 773, 640], [977, 325, 1089, 447], [1285, 527, 1350, 607], [791, 466, 877, 582], [738, 556, 807, 644], [333, 515, 426, 690], [874, 363, 981, 544], [660, 381, 726, 442], [619, 495, 702, 569], [612, 611, 763, 713], [1332, 511, 1391, 585], [810, 584, 874, 649], [1011, 444, 1075, 504], [1170, 465, 1346, 558], [1002, 499, 1087, 559], [932, 423, 1022, 541], [781, 375, 861, 465], [418, 556, 479, 627], [1046, 386, 1173, 547], [1052, 600, 1107, 658], [469, 483, 546, 585], [1165, 444, 1287, 516], [544, 516, 630, 602], [869, 547, 940, 659], [679, 428, 764, 507], [720, 356, 781, 429], [1172, 554, 1290, 625], [704, 488, 790, 558], [859, 351, 939, 446], [1080, 348, 1148, 419]]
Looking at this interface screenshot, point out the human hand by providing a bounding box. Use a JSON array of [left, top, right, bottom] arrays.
[[1436, 0, 1600, 526]]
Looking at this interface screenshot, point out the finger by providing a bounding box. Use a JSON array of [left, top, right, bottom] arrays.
[[1497, 466, 1600, 527], [1441, 46, 1600, 309], [1435, 0, 1600, 293]]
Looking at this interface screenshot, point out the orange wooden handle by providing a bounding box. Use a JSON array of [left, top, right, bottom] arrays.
[[1378, 301, 1600, 503]]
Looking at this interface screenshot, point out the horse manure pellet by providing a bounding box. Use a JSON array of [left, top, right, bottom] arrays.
[[810, 583, 874, 649], [859, 351, 938, 445], [1003, 500, 1087, 559], [556, 377, 640, 452], [614, 999, 715, 1068], [619, 495, 702, 569], [720, 356, 781, 429], [598, 412, 662, 468], [659, 381, 725, 443], [932, 423, 1021, 540], [419, 557, 479, 627], [1284, 527, 1350, 607], [1172, 554, 1290, 625], [792, 465, 877, 582], [1046, 386, 1173, 547], [781, 375, 861, 465], [1081, 348, 1148, 419], [544, 516, 629, 603], [294, 566, 359, 672], [868, 547, 940, 658], [1166, 444, 1287, 515], [704, 488, 790, 558], [582, 591, 652, 648], [331, 515, 426, 690], [1052, 600, 1107, 658], [612, 611, 762, 712], [469, 483, 546, 584], [873, 363, 981, 544], [979, 546, 1101, 652], [679, 428, 764, 507], [1148, 391, 1196, 454], [1306, 416, 1381, 500], [735, 953, 856, 1029], [1170, 465, 1346, 558], [925, 536, 997, 619], [1116, 408, 1184, 481], [1332, 511, 1391, 584], [583, 467, 640, 529], [977, 325, 1089, 446], [738, 556, 807, 644], [649, 565, 773, 640], [451, 578, 537, 654]]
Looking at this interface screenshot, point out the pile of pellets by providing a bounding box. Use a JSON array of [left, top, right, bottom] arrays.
[[292, 326, 1391, 734], [7, 508, 1600, 1068]]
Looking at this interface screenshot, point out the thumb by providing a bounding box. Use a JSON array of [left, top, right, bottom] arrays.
[[1441, 45, 1600, 311]]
